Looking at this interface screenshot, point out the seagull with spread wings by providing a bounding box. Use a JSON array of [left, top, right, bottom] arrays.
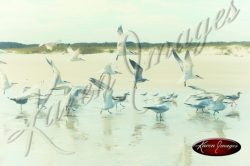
[[115, 25, 135, 60], [172, 50, 203, 86], [67, 46, 85, 62]]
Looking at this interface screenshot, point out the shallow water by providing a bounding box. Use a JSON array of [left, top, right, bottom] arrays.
[[0, 53, 250, 166]]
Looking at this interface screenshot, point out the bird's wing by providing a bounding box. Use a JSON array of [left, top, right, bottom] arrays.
[[129, 59, 144, 79], [0, 71, 10, 87], [188, 86, 206, 92], [45, 57, 53, 68], [129, 59, 143, 72], [89, 77, 109, 90], [0, 60, 7, 64], [172, 50, 184, 72], [184, 50, 193, 72], [67, 46, 74, 54], [117, 25, 123, 35]]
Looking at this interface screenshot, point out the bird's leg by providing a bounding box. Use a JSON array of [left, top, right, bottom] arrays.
[[115, 103, 118, 111], [134, 82, 137, 89], [120, 103, 125, 107], [160, 114, 163, 121], [108, 110, 112, 114], [20, 105, 23, 114], [99, 73, 104, 79], [184, 81, 187, 87]]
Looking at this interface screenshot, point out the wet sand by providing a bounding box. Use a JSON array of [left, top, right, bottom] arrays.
[[0, 52, 250, 166]]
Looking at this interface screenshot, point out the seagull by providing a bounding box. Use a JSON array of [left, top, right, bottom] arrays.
[[207, 95, 227, 116], [99, 63, 121, 78], [0, 70, 17, 94], [63, 86, 87, 115], [172, 50, 203, 86], [112, 92, 129, 109], [39, 40, 61, 51], [129, 59, 148, 88], [46, 58, 70, 87], [185, 98, 212, 112], [226, 92, 242, 106], [67, 46, 85, 61], [8, 90, 41, 113], [101, 88, 117, 114], [144, 99, 177, 121], [115, 25, 135, 60]]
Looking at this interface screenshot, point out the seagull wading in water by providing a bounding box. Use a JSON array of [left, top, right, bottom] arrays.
[[144, 99, 177, 121], [172, 50, 203, 86]]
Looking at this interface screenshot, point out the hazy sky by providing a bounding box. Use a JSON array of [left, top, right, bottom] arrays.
[[0, 0, 249, 43]]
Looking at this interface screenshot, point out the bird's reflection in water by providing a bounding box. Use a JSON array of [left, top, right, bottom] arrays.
[[152, 122, 169, 136], [212, 119, 227, 138], [65, 116, 79, 131], [225, 108, 240, 120], [129, 124, 147, 146], [189, 111, 227, 137], [175, 137, 192, 166], [102, 116, 113, 151]]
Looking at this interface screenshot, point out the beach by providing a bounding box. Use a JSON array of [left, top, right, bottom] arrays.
[[0, 52, 250, 166]]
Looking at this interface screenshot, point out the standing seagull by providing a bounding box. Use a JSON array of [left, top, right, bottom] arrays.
[[226, 92, 242, 106], [101, 88, 117, 114], [0, 71, 17, 94], [67, 46, 85, 61], [172, 50, 203, 86], [144, 99, 176, 121], [116, 26, 134, 60], [129, 59, 148, 89], [207, 95, 227, 116], [112, 92, 130, 109]]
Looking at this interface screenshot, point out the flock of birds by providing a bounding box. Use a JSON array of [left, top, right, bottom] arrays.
[[0, 26, 242, 122]]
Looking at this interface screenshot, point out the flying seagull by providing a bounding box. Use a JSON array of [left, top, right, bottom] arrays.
[[46, 58, 70, 87], [116, 25, 135, 60], [39, 40, 61, 51], [0, 70, 17, 94], [99, 63, 121, 78], [172, 50, 203, 86], [129, 59, 148, 89], [67, 46, 85, 61]]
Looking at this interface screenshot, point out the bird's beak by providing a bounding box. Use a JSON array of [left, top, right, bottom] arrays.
[[12, 82, 18, 85], [198, 76, 203, 79]]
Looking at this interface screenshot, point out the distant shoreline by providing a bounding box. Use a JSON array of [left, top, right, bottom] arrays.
[[1, 41, 250, 55]]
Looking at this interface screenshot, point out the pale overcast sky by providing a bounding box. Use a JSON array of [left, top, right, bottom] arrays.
[[0, 0, 248, 43]]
